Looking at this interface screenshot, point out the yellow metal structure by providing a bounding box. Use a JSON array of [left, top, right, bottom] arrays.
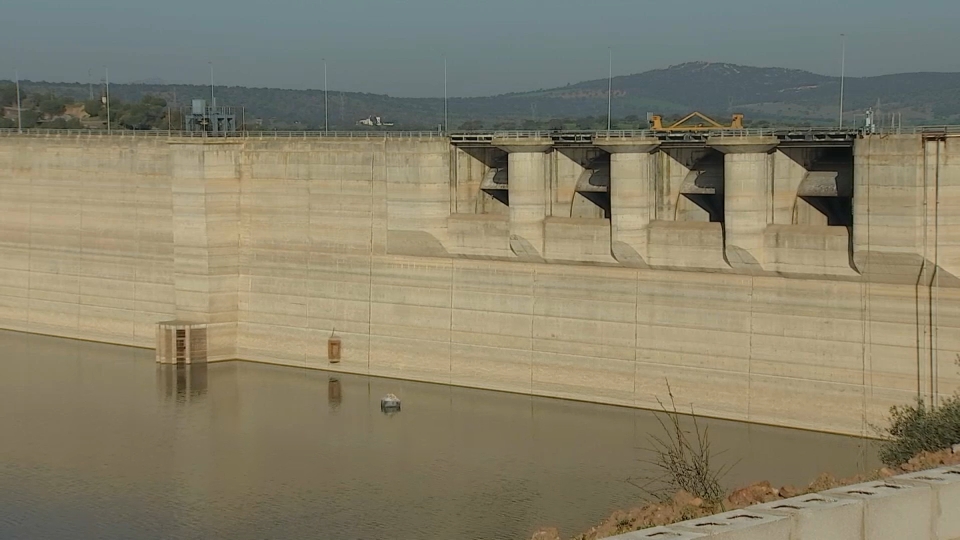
[[649, 112, 744, 131]]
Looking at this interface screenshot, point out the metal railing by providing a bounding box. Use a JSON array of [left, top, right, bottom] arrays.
[[462, 127, 864, 137], [3, 125, 960, 140], [900, 125, 960, 135], [0, 128, 447, 139]]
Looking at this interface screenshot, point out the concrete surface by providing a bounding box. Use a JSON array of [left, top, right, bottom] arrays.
[[671, 507, 791, 540], [889, 467, 960, 540], [1, 132, 959, 435], [605, 466, 958, 540], [824, 480, 933, 540]]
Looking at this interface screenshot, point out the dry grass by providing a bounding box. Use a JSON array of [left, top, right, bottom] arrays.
[[628, 382, 735, 506]]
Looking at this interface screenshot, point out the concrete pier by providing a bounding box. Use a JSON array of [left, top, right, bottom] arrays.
[[1, 129, 959, 435], [494, 138, 553, 261], [595, 138, 660, 268], [711, 137, 778, 271]]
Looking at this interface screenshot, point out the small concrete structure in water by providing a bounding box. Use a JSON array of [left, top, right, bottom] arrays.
[[156, 321, 207, 365], [380, 393, 401, 412]]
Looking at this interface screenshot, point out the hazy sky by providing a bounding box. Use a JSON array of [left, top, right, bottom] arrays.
[[3, 0, 957, 97]]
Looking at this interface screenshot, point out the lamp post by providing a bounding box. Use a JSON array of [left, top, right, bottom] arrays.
[[839, 34, 846, 129], [443, 55, 448, 134], [324, 58, 329, 133], [607, 47, 613, 132], [105, 67, 111, 135], [15, 69, 22, 133], [209, 62, 215, 107]]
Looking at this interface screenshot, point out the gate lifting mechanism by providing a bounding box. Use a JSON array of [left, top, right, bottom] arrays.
[[649, 111, 744, 131]]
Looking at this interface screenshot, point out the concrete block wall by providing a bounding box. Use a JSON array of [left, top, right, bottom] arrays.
[[605, 466, 960, 540]]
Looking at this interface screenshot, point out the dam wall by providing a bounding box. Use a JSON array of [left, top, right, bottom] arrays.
[[1, 131, 959, 435], [0, 136, 175, 345]]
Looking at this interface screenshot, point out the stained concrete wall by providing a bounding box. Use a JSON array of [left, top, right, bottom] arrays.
[[2, 133, 960, 436], [0, 136, 175, 346]]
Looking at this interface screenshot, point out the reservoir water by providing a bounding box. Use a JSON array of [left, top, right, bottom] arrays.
[[0, 330, 877, 540]]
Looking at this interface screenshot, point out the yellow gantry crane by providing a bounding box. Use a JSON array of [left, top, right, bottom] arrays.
[[649, 111, 744, 131]]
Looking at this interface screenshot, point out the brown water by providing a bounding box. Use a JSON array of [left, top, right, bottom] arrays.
[[0, 330, 877, 540]]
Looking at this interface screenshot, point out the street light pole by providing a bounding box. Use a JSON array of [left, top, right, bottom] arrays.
[[839, 34, 846, 129], [15, 69, 22, 133], [443, 55, 448, 134], [105, 67, 111, 135], [209, 62, 215, 107], [324, 58, 329, 133], [607, 47, 613, 132]]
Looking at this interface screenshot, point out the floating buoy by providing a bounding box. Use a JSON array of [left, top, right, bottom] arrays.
[[380, 393, 401, 412]]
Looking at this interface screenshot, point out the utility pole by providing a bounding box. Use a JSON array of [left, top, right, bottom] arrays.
[[324, 58, 329, 133], [839, 34, 846, 129], [88, 69, 93, 100], [607, 47, 613, 132], [15, 69, 22, 133], [443, 55, 448, 134], [209, 62, 215, 107], [105, 67, 111, 135], [173, 89, 178, 131]]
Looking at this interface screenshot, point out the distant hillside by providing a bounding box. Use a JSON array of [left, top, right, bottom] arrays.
[[9, 62, 960, 130]]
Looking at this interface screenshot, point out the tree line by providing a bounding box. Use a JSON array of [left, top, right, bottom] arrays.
[[0, 83, 183, 130]]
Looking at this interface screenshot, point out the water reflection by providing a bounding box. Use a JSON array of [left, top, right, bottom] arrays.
[[327, 377, 342, 411], [157, 364, 208, 403], [0, 330, 878, 540]]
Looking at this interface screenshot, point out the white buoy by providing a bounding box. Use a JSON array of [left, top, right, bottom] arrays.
[[380, 393, 401, 412]]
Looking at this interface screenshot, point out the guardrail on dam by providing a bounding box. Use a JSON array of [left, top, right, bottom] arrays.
[[0, 128, 958, 435]]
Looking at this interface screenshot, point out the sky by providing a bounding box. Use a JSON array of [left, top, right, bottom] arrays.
[[2, 0, 958, 97]]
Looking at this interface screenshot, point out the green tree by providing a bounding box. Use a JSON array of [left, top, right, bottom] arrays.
[[112, 95, 170, 130], [84, 99, 102, 117], [576, 116, 598, 130], [42, 117, 83, 129], [19, 109, 39, 128], [34, 93, 67, 117], [141, 95, 167, 108], [0, 83, 18, 107]]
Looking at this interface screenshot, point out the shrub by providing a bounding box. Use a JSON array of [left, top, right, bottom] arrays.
[[84, 99, 103, 117], [41, 117, 83, 130], [631, 382, 735, 506], [878, 394, 960, 466]]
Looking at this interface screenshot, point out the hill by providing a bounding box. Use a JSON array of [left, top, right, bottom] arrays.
[[7, 62, 960, 130]]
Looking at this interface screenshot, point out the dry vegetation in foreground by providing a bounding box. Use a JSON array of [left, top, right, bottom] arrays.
[[530, 392, 960, 540]]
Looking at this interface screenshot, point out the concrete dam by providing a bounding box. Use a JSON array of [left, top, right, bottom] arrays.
[[1, 128, 958, 436]]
